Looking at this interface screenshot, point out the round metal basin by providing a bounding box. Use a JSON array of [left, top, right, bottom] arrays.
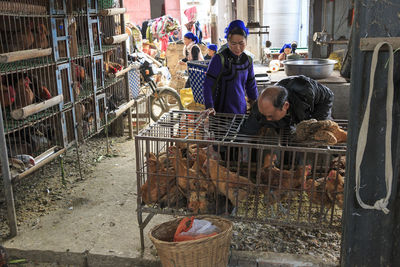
[[283, 58, 337, 79]]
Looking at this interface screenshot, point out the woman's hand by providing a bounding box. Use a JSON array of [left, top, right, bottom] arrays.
[[179, 60, 186, 65], [199, 108, 216, 118]]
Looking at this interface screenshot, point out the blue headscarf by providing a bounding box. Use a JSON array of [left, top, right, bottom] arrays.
[[207, 43, 218, 52], [224, 20, 249, 39], [184, 32, 199, 44], [279, 43, 292, 53]]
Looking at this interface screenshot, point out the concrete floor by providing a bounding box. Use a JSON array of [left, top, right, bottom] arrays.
[[2, 138, 337, 267]]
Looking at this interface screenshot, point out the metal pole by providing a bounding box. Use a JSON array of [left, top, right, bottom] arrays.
[[0, 106, 17, 237], [119, 0, 133, 139]]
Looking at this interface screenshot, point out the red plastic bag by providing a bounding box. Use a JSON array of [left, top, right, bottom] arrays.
[[173, 217, 218, 242]]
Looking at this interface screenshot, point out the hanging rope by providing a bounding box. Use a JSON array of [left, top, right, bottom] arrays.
[[355, 41, 394, 214]]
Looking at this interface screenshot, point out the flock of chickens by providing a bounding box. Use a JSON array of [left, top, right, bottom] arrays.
[[141, 143, 346, 215]]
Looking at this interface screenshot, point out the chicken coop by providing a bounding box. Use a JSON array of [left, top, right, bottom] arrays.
[[0, 0, 147, 236], [135, 110, 347, 249]]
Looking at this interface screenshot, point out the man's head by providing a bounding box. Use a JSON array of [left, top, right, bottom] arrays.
[[258, 86, 289, 121]]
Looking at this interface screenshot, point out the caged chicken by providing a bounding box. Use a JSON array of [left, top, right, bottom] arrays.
[[260, 160, 312, 203], [140, 152, 176, 205], [303, 169, 345, 209], [168, 146, 217, 213]]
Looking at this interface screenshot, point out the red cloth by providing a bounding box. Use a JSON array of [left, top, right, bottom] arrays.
[[203, 24, 209, 39], [184, 6, 197, 22], [161, 35, 168, 52]]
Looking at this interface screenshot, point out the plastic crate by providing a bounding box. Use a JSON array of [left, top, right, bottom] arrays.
[[128, 66, 141, 100], [187, 60, 210, 105]]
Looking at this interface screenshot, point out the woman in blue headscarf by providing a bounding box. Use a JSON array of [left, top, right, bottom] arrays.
[[204, 43, 218, 60], [179, 32, 204, 65], [278, 43, 292, 61], [202, 20, 258, 114], [180, 32, 204, 88]]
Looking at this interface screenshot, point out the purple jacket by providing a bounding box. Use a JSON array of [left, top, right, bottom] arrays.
[[203, 48, 258, 114]]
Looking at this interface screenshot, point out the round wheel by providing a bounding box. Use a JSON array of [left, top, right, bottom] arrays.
[[150, 89, 184, 122]]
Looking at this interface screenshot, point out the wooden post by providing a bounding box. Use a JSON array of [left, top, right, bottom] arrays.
[[120, 0, 133, 139], [341, 1, 400, 266], [0, 105, 17, 237], [309, 0, 322, 58]]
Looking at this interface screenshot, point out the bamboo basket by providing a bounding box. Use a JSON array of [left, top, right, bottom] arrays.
[[149, 216, 233, 267]]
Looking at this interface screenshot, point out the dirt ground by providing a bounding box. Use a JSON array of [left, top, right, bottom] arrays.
[[0, 132, 341, 266], [0, 134, 126, 240]]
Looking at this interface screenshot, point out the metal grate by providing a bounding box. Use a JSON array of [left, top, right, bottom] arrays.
[[136, 110, 347, 249]]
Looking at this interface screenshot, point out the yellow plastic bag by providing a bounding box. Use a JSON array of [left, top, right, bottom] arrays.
[[180, 88, 194, 107], [180, 88, 205, 110]]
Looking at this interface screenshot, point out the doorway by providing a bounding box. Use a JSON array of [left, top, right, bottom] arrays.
[[150, 0, 165, 19]]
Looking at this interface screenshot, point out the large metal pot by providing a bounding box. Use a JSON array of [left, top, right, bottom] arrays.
[[283, 58, 337, 79]]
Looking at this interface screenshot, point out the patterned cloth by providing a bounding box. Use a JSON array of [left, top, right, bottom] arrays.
[[128, 67, 141, 99]]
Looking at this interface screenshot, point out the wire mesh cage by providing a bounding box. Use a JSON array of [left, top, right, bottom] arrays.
[[135, 110, 347, 248], [0, 1, 48, 16], [132, 92, 150, 134], [187, 60, 210, 105]]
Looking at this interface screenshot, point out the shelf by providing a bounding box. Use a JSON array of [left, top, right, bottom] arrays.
[[0, 56, 55, 74], [76, 45, 101, 58], [102, 44, 121, 53], [105, 76, 124, 87], [3, 106, 59, 134]]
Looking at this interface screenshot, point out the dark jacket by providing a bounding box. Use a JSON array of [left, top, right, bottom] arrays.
[[240, 75, 334, 135]]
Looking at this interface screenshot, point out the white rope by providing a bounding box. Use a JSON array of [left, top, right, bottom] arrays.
[[355, 41, 394, 214]]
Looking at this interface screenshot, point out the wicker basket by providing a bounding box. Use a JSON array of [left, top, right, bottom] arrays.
[[149, 216, 233, 267]]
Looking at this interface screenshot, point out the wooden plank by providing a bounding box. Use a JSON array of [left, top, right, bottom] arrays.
[[360, 37, 400, 51], [110, 98, 136, 118], [11, 95, 63, 120], [110, 65, 134, 78], [99, 8, 126, 16], [13, 148, 66, 181], [0, 48, 52, 63], [104, 34, 129, 45]]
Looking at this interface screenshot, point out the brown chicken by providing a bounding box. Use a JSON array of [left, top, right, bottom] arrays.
[[14, 76, 34, 108], [329, 155, 346, 177], [303, 170, 345, 208], [0, 83, 16, 108], [325, 170, 345, 208], [188, 191, 208, 214], [71, 62, 86, 83], [205, 158, 254, 205], [140, 153, 175, 204], [168, 146, 214, 194], [33, 23, 49, 49], [261, 164, 312, 203]]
